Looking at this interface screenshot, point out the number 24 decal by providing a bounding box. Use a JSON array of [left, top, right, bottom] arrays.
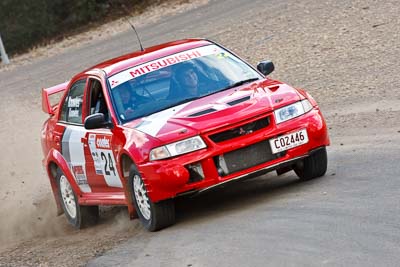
[[101, 152, 116, 176]]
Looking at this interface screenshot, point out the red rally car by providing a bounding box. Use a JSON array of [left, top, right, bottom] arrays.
[[41, 39, 329, 231]]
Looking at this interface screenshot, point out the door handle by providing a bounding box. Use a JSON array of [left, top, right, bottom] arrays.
[[53, 135, 61, 147], [81, 137, 88, 147]]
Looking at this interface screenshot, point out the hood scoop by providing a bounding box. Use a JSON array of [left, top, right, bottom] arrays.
[[187, 95, 252, 117], [227, 96, 251, 106], [188, 108, 218, 117]]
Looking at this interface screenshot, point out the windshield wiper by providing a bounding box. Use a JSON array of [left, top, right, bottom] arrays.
[[221, 78, 260, 91], [158, 96, 200, 112], [173, 96, 200, 106]]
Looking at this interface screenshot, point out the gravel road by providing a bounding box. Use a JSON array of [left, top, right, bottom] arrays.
[[0, 0, 399, 266]]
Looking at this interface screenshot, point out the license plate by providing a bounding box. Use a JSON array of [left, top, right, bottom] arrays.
[[269, 129, 308, 154]]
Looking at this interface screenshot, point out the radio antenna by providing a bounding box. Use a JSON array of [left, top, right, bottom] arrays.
[[109, 1, 145, 52], [121, 5, 144, 52], [125, 18, 144, 52]]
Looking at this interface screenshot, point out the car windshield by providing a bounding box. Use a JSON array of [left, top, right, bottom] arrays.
[[108, 44, 262, 123]]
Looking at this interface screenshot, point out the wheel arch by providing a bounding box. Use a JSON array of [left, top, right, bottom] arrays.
[[44, 148, 83, 215], [46, 161, 63, 215], [119, 152, 138, 219]]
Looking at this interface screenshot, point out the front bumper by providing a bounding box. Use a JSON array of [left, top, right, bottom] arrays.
[[139, 107, 329, 202]]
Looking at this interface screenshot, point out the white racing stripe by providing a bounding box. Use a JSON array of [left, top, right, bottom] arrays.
[[62, 126, 92, 193], [63, 126, 123, 190], [135, 102, 191, 137]]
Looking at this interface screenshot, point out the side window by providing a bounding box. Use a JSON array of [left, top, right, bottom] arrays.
[[59, 79, 86, 124], [87, 79, 110, 122]]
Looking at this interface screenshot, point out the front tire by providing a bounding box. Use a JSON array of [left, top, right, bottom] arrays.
[[129, 166, 175, 231], [294, 147, 328, 181], [56, 169, 99, 229]]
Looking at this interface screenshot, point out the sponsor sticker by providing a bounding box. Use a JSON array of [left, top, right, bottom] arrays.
[[69, 109, 79, 118], [68, 97, 82, 108], [88, 134, 103, 175], [96, 135, 111, 149], [88, 134, 122, 188], [72, 165, 88, 185], [108, 45, 222, 89]]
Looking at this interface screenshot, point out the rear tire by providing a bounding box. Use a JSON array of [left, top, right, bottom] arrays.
[[56, 169, 99, 229], [129, 166, 175, 231], [294, 147, 328, 181]]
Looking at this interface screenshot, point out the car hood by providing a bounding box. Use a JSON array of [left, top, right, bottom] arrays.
[[124, 79, 302, 143]]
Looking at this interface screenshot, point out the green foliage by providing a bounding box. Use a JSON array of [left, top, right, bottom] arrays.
[[0, 0, 141, 55]]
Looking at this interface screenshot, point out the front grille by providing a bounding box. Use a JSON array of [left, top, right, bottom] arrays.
[[214, 140, 283, 176], [209, 116, 270, 143]]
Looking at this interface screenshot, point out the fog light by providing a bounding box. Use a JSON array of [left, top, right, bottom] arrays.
[[187, 163, 205, 183], [217, 155, 229, 176]]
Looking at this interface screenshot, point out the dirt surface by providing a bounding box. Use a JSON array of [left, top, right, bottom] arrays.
[[0, 0, 399, 266], [0, 0, 209, 266]]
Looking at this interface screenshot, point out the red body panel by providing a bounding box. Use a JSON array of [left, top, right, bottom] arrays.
[[41, 39, 330, 219], [136, 107, 329, 202]]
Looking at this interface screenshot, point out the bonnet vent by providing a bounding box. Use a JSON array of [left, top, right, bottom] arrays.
[[227, 96, 251, 106], [188, 108, 217, 117]]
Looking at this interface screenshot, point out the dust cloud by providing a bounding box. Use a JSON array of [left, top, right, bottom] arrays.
[[0, 196, 69, 250]]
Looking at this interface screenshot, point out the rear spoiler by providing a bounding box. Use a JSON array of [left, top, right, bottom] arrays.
[[42, 81, 69, 115]]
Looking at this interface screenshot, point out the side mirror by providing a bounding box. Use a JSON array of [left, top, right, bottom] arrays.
[[84, 113, 112, 130], [257, 60, 275, 76]]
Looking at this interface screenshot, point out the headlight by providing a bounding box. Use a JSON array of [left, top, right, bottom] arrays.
[[274, 99, 313, 124], [150, 136, 207, 161]]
